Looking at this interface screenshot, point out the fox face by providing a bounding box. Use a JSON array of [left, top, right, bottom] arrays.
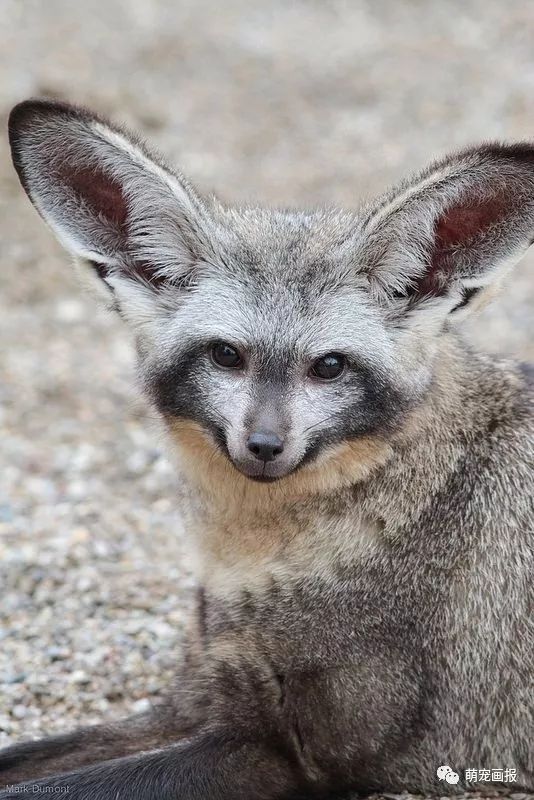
[[9, 101, 534, 484], [139, 208, 411, 482]]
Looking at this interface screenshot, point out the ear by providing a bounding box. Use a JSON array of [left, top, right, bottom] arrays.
[[361, 143, 534, 326], [9, 99, 212, 316]]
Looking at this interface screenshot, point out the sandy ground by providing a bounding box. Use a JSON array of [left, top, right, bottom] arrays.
[[0, 1, 533, 796]]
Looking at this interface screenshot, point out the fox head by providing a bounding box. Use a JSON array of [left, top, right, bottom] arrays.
[[9, 100, 534, 488]]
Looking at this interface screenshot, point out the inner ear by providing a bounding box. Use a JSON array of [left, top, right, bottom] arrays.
[[62, 165, 128, 230], [63, 166, 173, 288], [413, 193, 508, 298]]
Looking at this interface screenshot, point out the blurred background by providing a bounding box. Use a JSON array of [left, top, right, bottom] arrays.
[[1, 0, 533, 745]]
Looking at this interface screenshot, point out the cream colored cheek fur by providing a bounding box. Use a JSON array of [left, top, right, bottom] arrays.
[[162, 418, 392, 594]]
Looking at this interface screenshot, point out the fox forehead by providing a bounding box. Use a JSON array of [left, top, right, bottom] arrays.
[[165, 272, 390, 363], [150, 204, 392, 361], [207, 205, 374, 291], [213, 204, 366, 272]]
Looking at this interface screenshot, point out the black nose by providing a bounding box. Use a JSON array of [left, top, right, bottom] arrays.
[[246, 431, 284, 462]]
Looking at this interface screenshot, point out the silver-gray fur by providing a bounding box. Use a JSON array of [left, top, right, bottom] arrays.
[[1, 99, 533, 799]]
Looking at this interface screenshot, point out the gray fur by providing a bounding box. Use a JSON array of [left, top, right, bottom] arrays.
[[1, 99, 533, 799]]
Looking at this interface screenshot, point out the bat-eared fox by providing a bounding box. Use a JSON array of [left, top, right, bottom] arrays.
[[1, 99, 533, 799]]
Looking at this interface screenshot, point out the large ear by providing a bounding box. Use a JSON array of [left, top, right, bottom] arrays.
[[8, 99, 212, 313], [360, 143, 534, 326]]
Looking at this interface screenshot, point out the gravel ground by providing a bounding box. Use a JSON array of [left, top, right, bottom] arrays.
[[1, 1, 533, 796]]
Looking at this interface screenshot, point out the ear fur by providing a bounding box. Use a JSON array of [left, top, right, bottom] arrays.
[[9, 106, 534, 334], [8, 99, 213, 308], [361, 143, 534, 324]]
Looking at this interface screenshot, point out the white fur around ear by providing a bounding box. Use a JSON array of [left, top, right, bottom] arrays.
[[361, 143, 534, 324], [9, 99, 212, 300]]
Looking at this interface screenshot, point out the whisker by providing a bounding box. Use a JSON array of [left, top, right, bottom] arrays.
[[302, 413, 339, 434]]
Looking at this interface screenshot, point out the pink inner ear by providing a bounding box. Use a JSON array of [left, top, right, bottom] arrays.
[[435, 197, 505, 247], [415, 195, 506, 297], [64, 166, 127, 228]]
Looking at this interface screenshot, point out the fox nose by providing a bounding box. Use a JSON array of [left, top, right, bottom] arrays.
[[246, 431, 284, 462]]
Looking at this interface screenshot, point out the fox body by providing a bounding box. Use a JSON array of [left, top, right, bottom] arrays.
[[1, 100, 533, 799]]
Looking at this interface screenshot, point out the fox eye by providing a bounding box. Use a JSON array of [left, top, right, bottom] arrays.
[[211, 341, 243, 369], [309, 353, 346, 381]]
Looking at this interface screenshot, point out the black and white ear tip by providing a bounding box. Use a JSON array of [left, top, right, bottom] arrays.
[[10, 98, 82, 144], [9, 98, 99, 136], [9, 99, 93, 198]]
